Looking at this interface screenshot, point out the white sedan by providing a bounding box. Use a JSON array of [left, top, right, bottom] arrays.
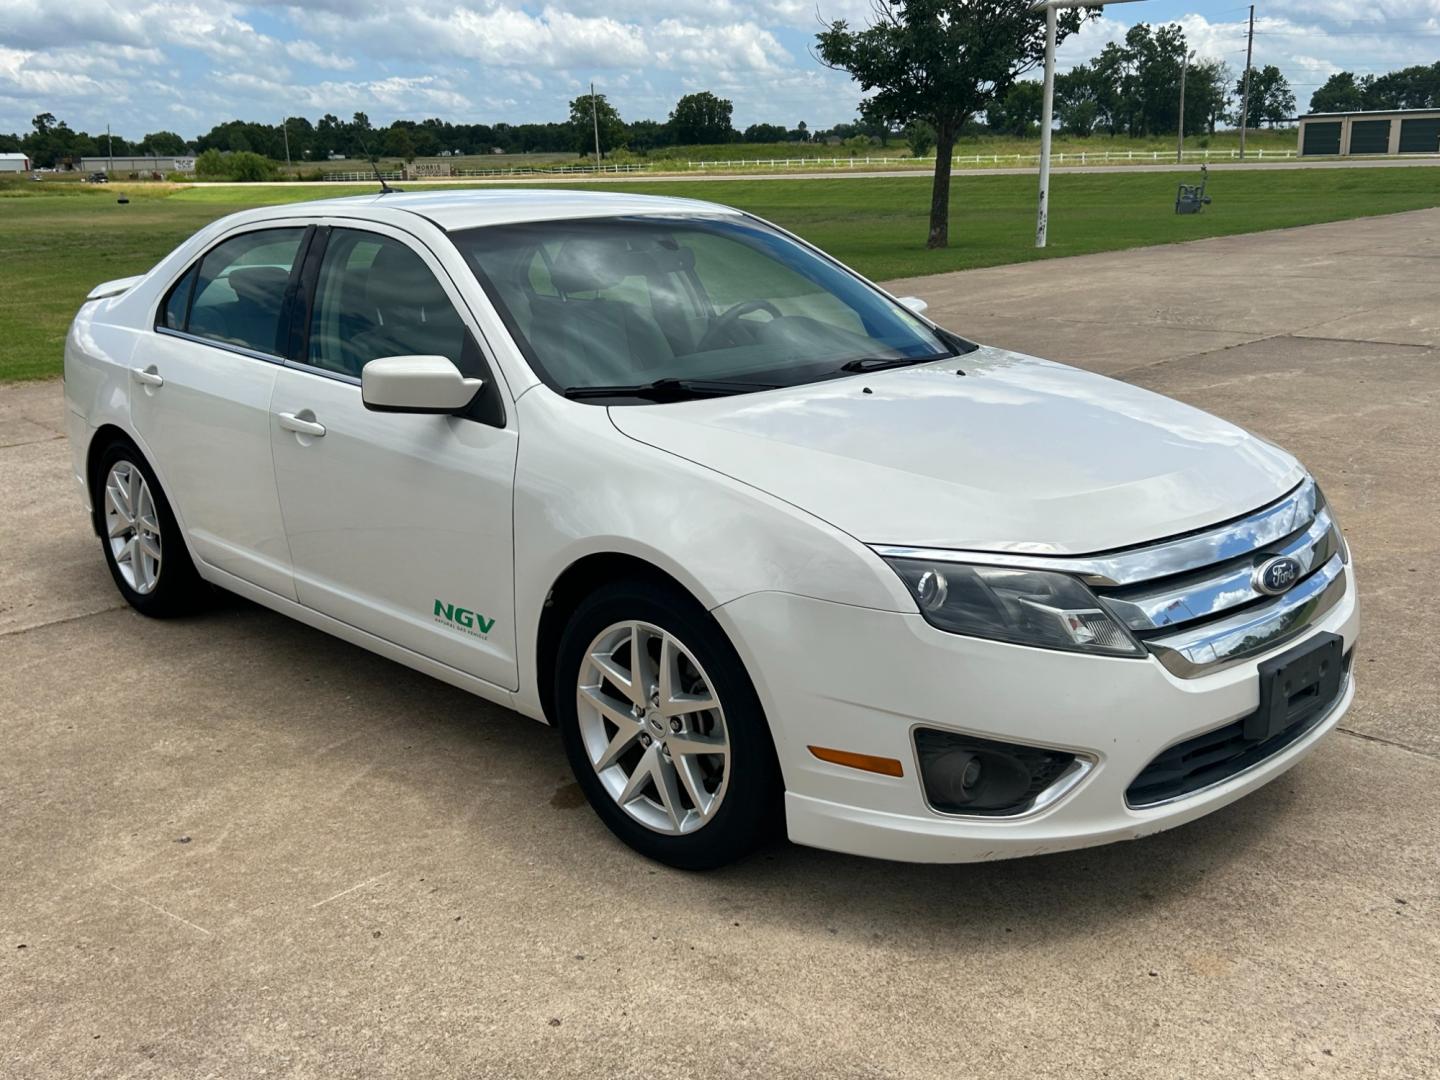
[[64, 190, 1358, 868]]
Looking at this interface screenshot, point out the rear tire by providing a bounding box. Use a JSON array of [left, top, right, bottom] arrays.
[[94, 441, 206, 617], [555, 580, 782, 870]]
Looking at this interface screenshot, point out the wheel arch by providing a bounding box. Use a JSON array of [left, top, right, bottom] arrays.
[[534, 552, 718, 727], [84, 423, 143, 535]]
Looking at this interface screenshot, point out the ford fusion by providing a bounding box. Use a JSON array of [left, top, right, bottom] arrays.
[[64, 191, 1357, 868]]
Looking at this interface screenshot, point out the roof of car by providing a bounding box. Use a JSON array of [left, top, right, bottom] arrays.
[[262, 187, 742, 231]]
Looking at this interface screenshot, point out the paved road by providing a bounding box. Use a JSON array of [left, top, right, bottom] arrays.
[[192, 154, 1440, 187], [3, 211, 1438, 1079]]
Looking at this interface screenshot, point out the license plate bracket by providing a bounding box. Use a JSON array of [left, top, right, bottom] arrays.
[[1248, 632, 1344, 742]]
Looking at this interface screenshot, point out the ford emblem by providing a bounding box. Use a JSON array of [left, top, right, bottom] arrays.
[[1254, 555, 1303, 596]]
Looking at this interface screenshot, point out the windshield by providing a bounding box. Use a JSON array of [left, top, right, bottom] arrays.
[[451, 214, 959, 401]]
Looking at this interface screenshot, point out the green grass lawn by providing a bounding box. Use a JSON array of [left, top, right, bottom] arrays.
[[4, 164, 1438, 381]]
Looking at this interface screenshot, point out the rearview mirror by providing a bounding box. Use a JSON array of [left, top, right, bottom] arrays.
[[361, 356, 483, 414], [898, 296, 929, 315]]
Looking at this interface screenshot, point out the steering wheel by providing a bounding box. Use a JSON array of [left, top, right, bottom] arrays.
[[698, 299, 782, 351]]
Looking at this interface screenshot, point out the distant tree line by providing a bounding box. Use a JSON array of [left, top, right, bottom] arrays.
[[1309, 63, 1440, 113], [16, 53, 1437, 173], [0, 93, 891, 169]]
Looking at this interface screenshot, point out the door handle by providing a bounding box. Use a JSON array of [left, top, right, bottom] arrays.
[[130, 365, 164, 387], [276, 411, 326, 438]]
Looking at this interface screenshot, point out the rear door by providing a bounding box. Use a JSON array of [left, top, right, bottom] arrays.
[[130, 225, 310, 598], [268, 222, 519, 690]]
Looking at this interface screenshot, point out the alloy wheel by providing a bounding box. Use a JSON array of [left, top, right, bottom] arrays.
[[576, 620, 731, 835], [104, 460, 162, 595]]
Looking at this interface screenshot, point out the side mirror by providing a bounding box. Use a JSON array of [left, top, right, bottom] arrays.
[[897, 296, 929, 315], [361, 356, 483, 414]]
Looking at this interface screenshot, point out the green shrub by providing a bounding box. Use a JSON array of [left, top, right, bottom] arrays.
[[227, 152, 277, 182], [193, 148, 278, 182], [194, 148, 227, 177]]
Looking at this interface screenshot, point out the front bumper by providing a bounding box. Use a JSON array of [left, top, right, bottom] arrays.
[[713, 576, 1358, 863]]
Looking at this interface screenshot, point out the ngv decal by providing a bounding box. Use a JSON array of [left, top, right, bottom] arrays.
[[433, 599, 495, 637]]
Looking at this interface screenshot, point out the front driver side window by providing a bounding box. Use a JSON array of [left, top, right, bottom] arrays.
[[307, 230, 471, 379]]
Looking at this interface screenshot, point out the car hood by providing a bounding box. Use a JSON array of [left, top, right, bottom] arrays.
[[607, 347, 1305, 555]]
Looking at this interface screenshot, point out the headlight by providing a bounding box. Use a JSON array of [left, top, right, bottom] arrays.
[[883, 558, 1144, 657]]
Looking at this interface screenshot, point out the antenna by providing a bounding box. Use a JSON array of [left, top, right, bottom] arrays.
[[357, 130, 402, 195]]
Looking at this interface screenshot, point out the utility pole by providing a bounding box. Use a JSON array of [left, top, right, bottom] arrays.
[[590, 82, 602, 170], [1176, 50, 1190, 164], [1239, 4, 1255, 160], [282, 116, 292, 169]]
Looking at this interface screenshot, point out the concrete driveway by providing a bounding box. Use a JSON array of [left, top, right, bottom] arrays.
[[3, 210, 1437, 1079]]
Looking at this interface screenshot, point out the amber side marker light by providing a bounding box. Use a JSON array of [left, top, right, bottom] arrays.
[[808, 746, 905, 777]]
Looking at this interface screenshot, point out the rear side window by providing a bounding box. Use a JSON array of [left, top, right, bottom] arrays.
[[170, 229, 305, 356]]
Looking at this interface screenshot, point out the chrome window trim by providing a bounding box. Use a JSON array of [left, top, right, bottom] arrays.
[[872, 478, 1316, 588], [283, 357, 362, 386], [1101, 508, 1338, 632], [154, 326, 285, 366], [1146, 554, 1347, 677]]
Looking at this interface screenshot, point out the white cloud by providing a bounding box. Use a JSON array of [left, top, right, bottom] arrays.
[[284, 39, 356, 71], [3, 2, 1439, 137]]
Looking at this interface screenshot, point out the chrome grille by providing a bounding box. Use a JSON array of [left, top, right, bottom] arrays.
[[1085, 478, 1349, 677], [874, 478, 1350, 678]]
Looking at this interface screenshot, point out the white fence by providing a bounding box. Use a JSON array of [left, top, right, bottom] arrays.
[[309, 146, 1298, 183]]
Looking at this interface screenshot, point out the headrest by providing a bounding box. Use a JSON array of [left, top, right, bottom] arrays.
[[549, 237, 697, 296], [365, 244, 447, 326], [550, 238, 627, 295], [227, 266, 289, 304]]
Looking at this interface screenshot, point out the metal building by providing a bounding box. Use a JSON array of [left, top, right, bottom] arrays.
[[1297, 108, 1440, 157], [78, 155, 195, 174], [0, 152, 33, 173]]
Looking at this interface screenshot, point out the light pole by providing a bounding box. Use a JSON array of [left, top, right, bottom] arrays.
[[1032, 0, 1146, 249], [590, 82, 603, 169], [1177, 50, 1192, 164]]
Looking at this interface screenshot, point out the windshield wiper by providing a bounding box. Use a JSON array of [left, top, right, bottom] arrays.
[[838, 355, 943, 373], [562, 377, 780, 402]]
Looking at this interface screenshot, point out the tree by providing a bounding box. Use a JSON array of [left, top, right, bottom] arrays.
[[1361, 63, 1440, 110], [743, 123, 789, 142], [140, 130, 187, 156], [986, 80, 1043, 135], [1188, 59, 1232, 135], [567, 92, 626, 158], [1234, 65, 1295, 128], [1054, 66, 1100, 134], [817, 0, 1084, 248], [32, 113, 57, 136], [669, 92, 735, 145], [626, 119, 669, 152], [904, 119, 935, 157], [383, 126, 416, 161], [1310, 72, 1364, 114]]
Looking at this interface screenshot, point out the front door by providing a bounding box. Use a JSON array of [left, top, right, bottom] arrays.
[[130, 226, 307, 599], [268, 225, 519, 689]]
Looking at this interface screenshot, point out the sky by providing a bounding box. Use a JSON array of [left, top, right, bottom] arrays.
[[3, 1, 1439, 138]]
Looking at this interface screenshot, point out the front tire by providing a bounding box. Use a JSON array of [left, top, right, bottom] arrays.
[[94, 441, 205, 617], [555, 581, 782, 869]]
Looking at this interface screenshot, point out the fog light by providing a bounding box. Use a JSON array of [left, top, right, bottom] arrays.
[[915, 728, 1080, 816], [924, 749, 1032, 811]]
